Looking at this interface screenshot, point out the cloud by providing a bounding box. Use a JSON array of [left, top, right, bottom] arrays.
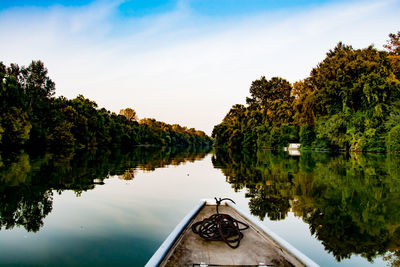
[[0, 0, 399, 134]]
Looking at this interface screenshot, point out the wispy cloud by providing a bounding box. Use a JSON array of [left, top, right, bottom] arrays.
[[0, 0, 399, 134]]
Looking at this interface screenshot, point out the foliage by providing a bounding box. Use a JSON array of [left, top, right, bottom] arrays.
[[384, 31, 400, 77], [387, 125, 400, 152], [299, 125, 315, 148], [0, 107, 31, 147], [0, 61, 212, 152], [119, 108, 138, 122], [213, 31, 400, 153]]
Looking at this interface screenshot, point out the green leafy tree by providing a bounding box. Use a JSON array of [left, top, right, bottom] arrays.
[[387, 125, 400, 152], [213, 31, 400, 153], [292, 79, 316, 126], [299, 125, 315, 148], [1, 107, 31, 147]]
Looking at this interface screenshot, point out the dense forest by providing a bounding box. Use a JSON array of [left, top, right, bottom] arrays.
[[212, 31, 400, 152], [0, 62, 212, 152]]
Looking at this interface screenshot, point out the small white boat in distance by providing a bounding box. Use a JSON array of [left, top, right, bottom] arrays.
[[146, 199, 319, 267]]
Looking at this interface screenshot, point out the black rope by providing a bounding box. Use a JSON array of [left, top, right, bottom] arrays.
[[191, 197, 249, 248]]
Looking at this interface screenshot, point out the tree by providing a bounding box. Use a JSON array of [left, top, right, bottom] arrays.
[[387, 125, 400, 152], [0, 60, 212, 151], [119, 108, 138, 122], [21, 60, 55, 107], [384, 31, 400, 78], [246, 76, 293, 111], [292, 79, 316, 126], [310, 42, 399, 116], [384, 31, 400, 55], [223, 104, 246, 127], [0, 107, 31, 147]]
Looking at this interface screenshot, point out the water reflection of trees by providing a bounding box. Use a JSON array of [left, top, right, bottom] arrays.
[[212, 149, 400, 263], [0, 146, 210, 232]]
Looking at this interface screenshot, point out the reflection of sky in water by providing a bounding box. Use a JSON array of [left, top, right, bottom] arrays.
[[0, 154, 388, 266]]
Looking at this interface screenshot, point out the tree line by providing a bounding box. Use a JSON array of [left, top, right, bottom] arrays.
[[212, 31, 400, 152], [0, 61, 212, 151]]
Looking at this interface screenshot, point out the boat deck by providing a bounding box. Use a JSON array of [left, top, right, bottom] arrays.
[[160, 204, 305, 267]]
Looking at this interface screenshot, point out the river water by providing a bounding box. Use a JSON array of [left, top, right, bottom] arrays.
[[0, 147, 399, 266]]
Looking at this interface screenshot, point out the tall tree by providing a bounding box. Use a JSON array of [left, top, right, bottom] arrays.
[[246, 76, 292, 110], [119, 108, 138, 122], [21, 60, 55, 112], [384, 31, 400, 77]]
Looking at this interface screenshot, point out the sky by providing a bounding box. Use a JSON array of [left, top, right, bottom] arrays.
[[0, 0, 399, 134]]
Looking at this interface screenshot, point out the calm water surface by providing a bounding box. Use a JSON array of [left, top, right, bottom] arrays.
[[0, 147, 399, 266]]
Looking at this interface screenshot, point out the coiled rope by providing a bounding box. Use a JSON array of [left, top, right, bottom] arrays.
[[191, 198, 249, 248]]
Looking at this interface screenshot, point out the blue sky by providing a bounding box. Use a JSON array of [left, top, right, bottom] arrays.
[[0, 0, 399, 134], [0, 0, 346, 15]]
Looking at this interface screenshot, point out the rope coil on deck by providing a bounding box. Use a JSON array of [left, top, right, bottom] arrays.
[[191, 198, 249, 248]]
